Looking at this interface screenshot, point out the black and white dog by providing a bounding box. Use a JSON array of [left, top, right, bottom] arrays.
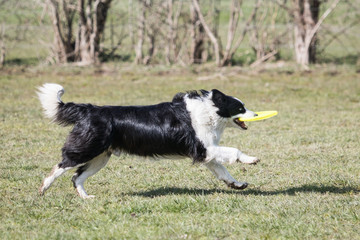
[[37, 83, 259, 199]]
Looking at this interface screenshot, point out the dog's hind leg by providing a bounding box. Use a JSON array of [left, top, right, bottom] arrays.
[[39, 163, 76, 196], [72, 151, 111, 199], [205, 160, 248, 190]]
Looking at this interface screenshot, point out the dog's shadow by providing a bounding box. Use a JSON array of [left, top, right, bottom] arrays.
[[130, 184, 359, 198]]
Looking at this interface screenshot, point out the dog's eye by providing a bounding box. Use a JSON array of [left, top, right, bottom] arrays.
[[239, 106, 246, 113]]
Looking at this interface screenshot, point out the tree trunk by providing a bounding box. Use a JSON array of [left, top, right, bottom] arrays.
[[128, 0, 135, 51], [165, 0, 173, 65], [189, 1, 206, 64], [308, 0, 319, 63], [192, 0, 221, 65], [143, 32, 155, 65], [222, 0, 240, 66], [78, 0, 112, 65], [134, 0, 146, 64], [48, 0, 73, 63], [47, 0, 111, 65], [292, 0, 339, 66], [293, 0, 316, 66]]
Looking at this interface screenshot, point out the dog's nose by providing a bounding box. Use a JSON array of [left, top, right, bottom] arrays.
[[254, 113, 258, 117]]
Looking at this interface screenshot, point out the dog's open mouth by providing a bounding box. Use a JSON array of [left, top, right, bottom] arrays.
[[233, 118, 248, 130]]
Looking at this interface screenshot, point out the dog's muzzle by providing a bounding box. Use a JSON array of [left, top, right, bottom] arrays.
[[232, 112, 258, 130], [233, 118, 248, 130]]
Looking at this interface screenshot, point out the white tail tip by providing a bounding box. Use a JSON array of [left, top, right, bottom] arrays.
[[37, 83, 64, 120]]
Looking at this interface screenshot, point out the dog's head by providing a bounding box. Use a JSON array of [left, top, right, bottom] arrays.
[[180, 89, 256, 131], [209, 89, 256, 130]]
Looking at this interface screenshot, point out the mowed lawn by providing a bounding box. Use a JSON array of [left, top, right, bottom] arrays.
[[0, 65, 359, 239]]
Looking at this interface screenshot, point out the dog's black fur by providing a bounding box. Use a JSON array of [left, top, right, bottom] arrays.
[[57, 95, 207, 169]]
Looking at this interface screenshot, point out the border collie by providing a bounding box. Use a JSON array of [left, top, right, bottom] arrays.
[[37, 84, 259, 199]]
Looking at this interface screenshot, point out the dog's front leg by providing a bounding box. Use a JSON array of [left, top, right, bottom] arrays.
[[206, 146, 260, 165], [205, 160, 248, 189]]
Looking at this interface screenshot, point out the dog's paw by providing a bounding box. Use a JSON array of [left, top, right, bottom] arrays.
[[85, 195, 95, 199], [238, 153, 260, 165], [80, 194, 95, 199], [225, 181, 248, 190], [248, 157, 260, 165], [39, 182, 48, 196]]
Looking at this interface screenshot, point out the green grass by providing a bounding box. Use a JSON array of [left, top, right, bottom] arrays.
[[0, 64, 359, 239]]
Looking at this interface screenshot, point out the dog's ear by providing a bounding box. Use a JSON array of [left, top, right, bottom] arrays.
[[200, 89, 209, 96], [211, 89, 226, 104], [211, 89, 231, 117], [172, 92, 186, 103]]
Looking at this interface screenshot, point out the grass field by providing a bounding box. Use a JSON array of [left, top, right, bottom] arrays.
[[0, 64, 359, 239]]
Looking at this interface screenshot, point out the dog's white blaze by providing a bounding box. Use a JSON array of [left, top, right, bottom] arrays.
[[37, 83, 64, 120], [184, 93, 227, 147]]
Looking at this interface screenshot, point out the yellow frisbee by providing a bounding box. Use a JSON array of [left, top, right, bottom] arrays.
[[239, 111, 278, 122]]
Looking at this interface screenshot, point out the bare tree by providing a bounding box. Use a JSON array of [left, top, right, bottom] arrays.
[[221, 0, 261, 66], [278, 0, 340, 68], [134, 0, 146, 64], [142, 22, 156, 65], [165, 0, 174, 64], [192, 0, 221, 65], [250, 1, 274, 60], [46, 0, 112, 65], [128, 0, 135, 50], [133, 0, 187, 65], [78, 0, 112, 64], [249, 1, 291, 66], [100, 10, 128, 60], [134, 0, 159, 65], [165, 0, 183, 64], [47, 0, 75, 63], [192, 0, 260, 66], [189, 1, 206, 64]]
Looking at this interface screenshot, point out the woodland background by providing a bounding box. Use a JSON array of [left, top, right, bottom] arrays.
[[0, 0, 359, 69]]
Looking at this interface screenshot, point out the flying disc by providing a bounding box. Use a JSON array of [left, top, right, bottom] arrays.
[[239, 111, 278, 122]]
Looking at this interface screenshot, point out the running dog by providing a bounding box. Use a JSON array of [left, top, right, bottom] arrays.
[[37, 84, 259, 199]]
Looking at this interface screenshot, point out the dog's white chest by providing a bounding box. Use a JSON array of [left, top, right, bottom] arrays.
[[185, 97, 227, 147]]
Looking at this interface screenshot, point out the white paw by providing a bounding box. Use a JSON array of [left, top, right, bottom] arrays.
[[225, 181, 248, 190], [239, 154, 260, 164], [80, 194, 95, 199], [76, 187, 95, 199], [247, 156, 260, 165]]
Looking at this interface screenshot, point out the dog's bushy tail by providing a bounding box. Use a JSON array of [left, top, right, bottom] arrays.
[[37, 83, 87, 126]]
